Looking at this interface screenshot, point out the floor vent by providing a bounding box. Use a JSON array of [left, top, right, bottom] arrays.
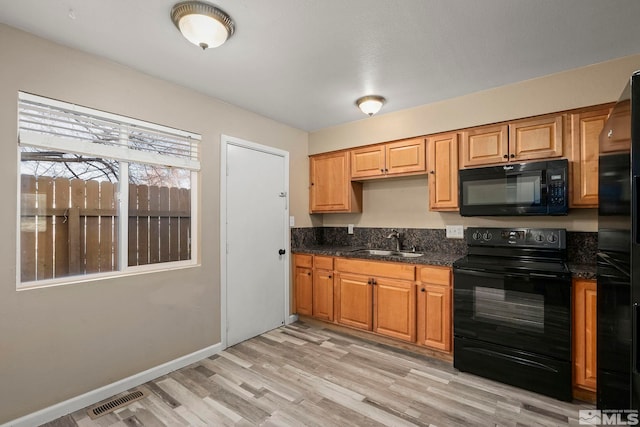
[[87, 389, 148, 419]]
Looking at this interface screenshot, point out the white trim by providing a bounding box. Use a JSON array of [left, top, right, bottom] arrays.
[[18, 92, 201, 140], [1, 342, 223, 427], [220, 135, 291, 349]]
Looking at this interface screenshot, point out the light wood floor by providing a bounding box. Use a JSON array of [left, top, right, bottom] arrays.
[[42, 321, 593, 427]]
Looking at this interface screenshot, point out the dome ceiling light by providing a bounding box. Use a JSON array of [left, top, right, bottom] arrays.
[[356, 95, 386, 117], [170, 1, 235, 50]]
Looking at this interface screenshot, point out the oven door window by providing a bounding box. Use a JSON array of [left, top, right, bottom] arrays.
[[462, 172, 542, 207], [453, 270, 571, 360], [474, 286, 544, 333]]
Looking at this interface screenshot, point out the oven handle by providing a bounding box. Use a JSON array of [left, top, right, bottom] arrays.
[[454, 268, 566, 280]]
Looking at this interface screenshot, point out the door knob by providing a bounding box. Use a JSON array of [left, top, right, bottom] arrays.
[[278, 249, 286, 255]]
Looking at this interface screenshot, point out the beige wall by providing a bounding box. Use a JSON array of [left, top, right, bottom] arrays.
[[312, 54, 640, 232], [0, 24, 311, 423]]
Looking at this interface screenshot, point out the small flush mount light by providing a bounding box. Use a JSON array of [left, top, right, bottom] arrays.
[[356, 95, 386, 117], [170, 1, 235, 50]]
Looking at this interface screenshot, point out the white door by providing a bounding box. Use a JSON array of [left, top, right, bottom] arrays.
[[223, 137, 288, 347]]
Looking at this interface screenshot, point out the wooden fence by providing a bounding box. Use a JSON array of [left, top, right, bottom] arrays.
[[20, 174, 191, 282]]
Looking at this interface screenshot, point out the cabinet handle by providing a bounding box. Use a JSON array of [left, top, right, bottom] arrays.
[[503, 154, 508, 159], [307, 272, 311, 276], [380, 168, 384, 173], [372, 278, 377, 285], [429, 170, 435, 174], [510, 154, 515, 158], [421, 288, 425, 292], [311, 182, 315, 186], [328, 275, 332, 279], [385, 168, 388, 173], [367, 280, 372, 285]]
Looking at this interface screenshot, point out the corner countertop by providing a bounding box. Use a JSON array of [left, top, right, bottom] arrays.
[[293, 246, 598, 279]]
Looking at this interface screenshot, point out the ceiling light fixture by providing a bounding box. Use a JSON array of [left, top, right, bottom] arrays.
[[356, 95, 386, 117], [170, 1, 235, 50]]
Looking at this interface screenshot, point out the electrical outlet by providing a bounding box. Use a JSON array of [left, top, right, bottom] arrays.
[[347, 224, 354, 234], [446, 225, 464, 239], [289, 216, 295, 227]]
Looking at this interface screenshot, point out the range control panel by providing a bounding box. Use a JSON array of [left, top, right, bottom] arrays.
[[466, 227, 566, 249]]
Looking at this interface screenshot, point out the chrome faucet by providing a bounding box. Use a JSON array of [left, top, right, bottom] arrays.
[[387, 229, 401, 251]]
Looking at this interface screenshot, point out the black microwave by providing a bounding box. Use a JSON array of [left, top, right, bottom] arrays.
[[459, 159, 568, 216]]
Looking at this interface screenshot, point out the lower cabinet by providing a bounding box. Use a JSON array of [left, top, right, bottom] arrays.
[[312, 268, 334, 321], [573, 278, 597, 398], [336, 272, 373, 330], [374, 277, 416, 342], [294, 254, 313, 316], [416, 266, 452, 352], [294, 254, 451, 352]]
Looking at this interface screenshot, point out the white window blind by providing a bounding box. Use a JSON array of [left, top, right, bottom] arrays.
[[18, 92, 201, 170]]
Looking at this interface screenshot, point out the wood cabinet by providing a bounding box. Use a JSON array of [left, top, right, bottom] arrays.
[[374, 277, 416, 342], [351, 138, 426, 179], [294, 254, 335, 321], [569, 108, 610, 208], [573, 278, 597, 397], [460, 124, 509, 167], [460, 115, 563, 168], [600, 100, 630, 153], [335, 258, 416, 342], [312, 256, 334, 321], [416, 266, 452, 352], [294, 254, 313, 316], [427, 132, 459, 211], [309, 151, 362, 213]]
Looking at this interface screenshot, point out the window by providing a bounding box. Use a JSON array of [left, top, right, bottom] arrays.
[[18, 92, 200, 287]]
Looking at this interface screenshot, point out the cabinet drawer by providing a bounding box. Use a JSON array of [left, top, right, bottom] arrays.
[[335, 258, 415, 281], [294, 254, 313, 268], [314, 255, 333, 270], [418, 266, 451, 286]]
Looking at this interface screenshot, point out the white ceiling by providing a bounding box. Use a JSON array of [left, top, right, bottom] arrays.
[[1, 1, 640, 131]]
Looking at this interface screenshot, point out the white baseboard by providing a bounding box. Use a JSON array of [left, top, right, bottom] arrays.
[[287, 314, 299, 324], [2, 342, 224, 427]]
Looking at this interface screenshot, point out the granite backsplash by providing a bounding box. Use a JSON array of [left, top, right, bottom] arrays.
[[291, 227, 597, 265]]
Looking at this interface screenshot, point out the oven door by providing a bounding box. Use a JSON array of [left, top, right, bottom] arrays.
[[459, 164, 547, 216], [453, 268, 571, 360]]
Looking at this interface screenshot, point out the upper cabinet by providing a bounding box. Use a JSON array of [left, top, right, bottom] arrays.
[[460, 115, 563, 168], [427, 132, 459, 211], [569, 107, 610, 208], [351, 137, 426, 179], [600, 100, 630, 153], [309, 151, 362, 213]]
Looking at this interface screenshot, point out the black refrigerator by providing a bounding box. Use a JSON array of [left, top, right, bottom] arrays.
[[597, 70, 639, 409]]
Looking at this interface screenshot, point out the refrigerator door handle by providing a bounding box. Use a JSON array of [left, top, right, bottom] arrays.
[[634, 176, 640, 244]]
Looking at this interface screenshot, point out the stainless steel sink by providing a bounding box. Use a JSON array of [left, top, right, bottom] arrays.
[[355, 249, 423, 258]]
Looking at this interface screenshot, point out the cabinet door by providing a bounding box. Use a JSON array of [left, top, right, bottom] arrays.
[[460, 124, 509, 167], [385, 138, 426, 176], [351, 145, 385, 179], [336, 272, 373, 330], [570, 109, 609, 208], [313, 269, 334, 321], [428, 132, 459, 211], [373, 278, 416, 342], [509, 115, 563, 161], [417, 283, 452, 352], [295, 267, 313, 316], [310, 152, 361, 213], [573, 279, 597, 392], [600, 101, 630, 153]]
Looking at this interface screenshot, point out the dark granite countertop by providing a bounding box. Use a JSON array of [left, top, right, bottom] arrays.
[[293, 245, 598, 279], [568, 263, 597, 280], [292, 245, 461, 267]]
